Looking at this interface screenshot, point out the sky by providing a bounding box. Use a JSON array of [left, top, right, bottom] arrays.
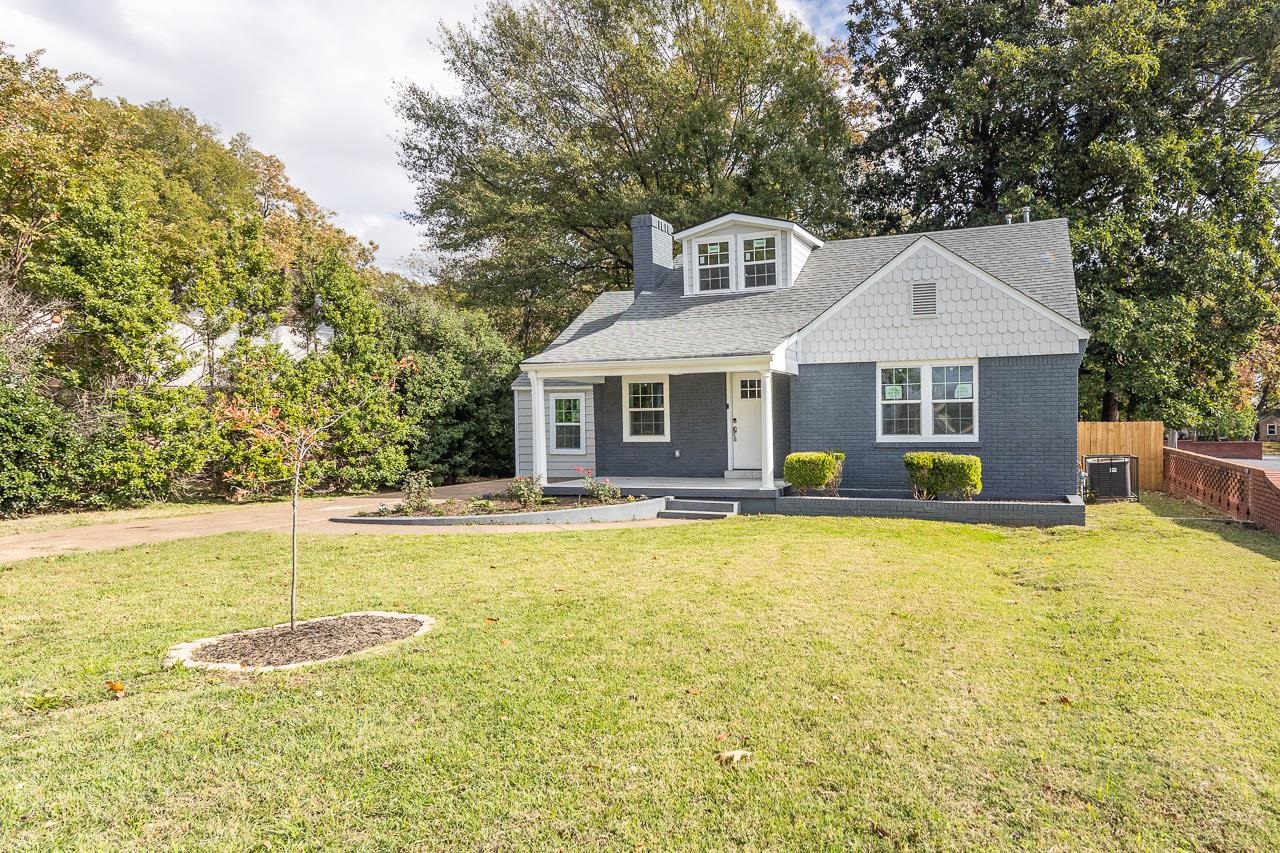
[[2, 0, 849, 273]]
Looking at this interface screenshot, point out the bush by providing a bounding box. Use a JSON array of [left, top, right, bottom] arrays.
[[903, 452, 982, 500], [784, 451, 841, 495], [577, 467, 622, 503], [401, 470, 435, 512], [504, 475, 543, 508]]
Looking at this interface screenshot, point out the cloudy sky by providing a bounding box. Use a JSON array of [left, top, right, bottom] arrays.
[[3, 0, 848, 273]]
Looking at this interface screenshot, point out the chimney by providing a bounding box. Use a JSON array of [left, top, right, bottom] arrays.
[[1021, 206, 1031, 223], [630, 214, 674, 294]]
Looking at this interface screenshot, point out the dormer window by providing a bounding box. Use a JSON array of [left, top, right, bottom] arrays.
[[742, 236, 777, 288], [697, 241, 731, 291]]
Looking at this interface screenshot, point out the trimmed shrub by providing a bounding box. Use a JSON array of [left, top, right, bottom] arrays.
[[823, 450, 846, 496], [903, 452, 982, 500], [784, 451, 839, 495]]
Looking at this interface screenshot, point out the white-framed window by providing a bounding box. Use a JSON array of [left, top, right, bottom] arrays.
[[741, 235, 777, 289], [1269, 423, 1277, 437], [696, 240, 731, 291], [877, 361, 977, 442], [739, 378, 761, 399], [550, 393, 585, 453], [623, 376, 669, 442]]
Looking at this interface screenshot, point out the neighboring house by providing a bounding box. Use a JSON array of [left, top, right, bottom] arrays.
[[513, 212, 1089, 501], [1258, 412, 1280, 441]]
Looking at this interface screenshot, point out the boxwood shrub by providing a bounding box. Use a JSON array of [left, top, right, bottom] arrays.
[[903, 451, 982, 500], [784, 451, 841, 494]]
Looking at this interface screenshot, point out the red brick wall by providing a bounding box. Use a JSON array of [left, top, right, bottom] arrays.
[[1173, 440, 1263, 459], [1164, 447, 1280, 532]]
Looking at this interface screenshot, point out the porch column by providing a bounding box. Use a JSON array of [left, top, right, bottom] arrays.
[[529, 371, 549, 485], [760, 370, 775, 489]]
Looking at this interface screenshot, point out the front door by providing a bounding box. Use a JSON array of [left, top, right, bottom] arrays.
[[730, 372, 763, 470]]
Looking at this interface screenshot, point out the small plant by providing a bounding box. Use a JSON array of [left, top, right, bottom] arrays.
[[469, 497, 496, 513], [784, 451, 841, 495], [576, 466, 622, 503], [504, 475, 544, 508], [903, 452, 982, 500], [401, 469, 435, 512]]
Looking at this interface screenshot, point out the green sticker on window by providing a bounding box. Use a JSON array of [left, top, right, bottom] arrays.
[[884, 385, 903, 400], [955, 383, 972, 399]]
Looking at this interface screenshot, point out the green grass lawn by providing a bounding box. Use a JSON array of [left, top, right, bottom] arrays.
[[2, 496, 1278, 849]]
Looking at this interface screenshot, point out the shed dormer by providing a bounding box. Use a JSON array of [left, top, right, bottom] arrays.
[[673, 213, 823, 297]]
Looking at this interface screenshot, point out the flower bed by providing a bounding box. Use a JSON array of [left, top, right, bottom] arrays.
[[332, 495, 670, 526], [358, 494, 644, 519]]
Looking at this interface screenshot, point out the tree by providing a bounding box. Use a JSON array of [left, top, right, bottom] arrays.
[[846, 0, 1280, 428], [397, 0, 862, 350], [377, 273, 520, 480]]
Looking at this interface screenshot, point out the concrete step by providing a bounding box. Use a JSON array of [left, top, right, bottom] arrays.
[[657, 509, 735, 520], [665, 499, 740, 514]]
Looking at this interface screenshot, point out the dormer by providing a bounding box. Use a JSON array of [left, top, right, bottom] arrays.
[[673, 213, 823, 297]]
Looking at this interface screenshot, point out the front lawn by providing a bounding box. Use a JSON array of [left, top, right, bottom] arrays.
[[2, 496, 1278, 848]]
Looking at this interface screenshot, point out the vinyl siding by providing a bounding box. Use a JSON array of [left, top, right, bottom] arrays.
[[513, 387, 596, 478]]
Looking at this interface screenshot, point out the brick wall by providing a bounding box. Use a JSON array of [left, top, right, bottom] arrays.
[[594, 373, 726, 477], [1173, 441, 1263, 460], [1164, 447, 1280, 533]]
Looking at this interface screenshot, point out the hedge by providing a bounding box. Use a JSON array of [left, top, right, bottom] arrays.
[[784, 451, 843, 494], [903, 451, 982, 500]]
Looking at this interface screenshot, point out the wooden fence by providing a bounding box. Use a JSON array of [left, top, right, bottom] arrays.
[[1078, 421, 1165, 490]]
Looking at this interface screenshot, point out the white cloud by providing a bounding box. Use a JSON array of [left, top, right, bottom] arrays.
[[2, 0, 843, 273]]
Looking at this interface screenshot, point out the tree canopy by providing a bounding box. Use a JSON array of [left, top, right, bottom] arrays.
[[846, 0, 1280, 428], [397, 0, 863, 350]]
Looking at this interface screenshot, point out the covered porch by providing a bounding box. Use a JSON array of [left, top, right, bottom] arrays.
[[522, 354, 792, 491]]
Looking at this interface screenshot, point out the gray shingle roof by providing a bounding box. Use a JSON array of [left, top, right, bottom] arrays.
[[524, 218, 1082, 366]]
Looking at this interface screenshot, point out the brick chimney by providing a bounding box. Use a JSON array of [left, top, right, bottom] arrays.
[[630, 214, 674, 294]]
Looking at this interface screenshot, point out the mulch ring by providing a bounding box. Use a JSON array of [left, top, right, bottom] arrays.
[[164, 611, 435, 673]]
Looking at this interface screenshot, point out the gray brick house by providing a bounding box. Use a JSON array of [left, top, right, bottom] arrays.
[[513, 212, 1089, 501]]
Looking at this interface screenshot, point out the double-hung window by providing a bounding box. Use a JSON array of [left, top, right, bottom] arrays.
[[696, 241, 731, 291], [742, 236, 777, 288], [550, 393, 584, 453], [623, 377, 669, 441], [877, 362, 977, 441]]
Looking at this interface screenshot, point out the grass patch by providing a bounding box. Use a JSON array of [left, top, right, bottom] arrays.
[[1, 496, 1278, 848]]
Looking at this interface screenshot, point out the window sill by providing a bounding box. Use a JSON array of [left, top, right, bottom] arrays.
[[549, 449, 587, 455], [875, 440, 981, 449]]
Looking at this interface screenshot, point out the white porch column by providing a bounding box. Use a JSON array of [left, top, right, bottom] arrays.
[[760, 370, 775, 489], [529, 371, 549, 485]]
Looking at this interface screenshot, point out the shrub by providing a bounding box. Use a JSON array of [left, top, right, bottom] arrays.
[[784, 451, 842, 495], [903, 452, 982, 500], [577, 467, 622, 503], [401, 470, 435, 512], [504, 475, 543, 508]]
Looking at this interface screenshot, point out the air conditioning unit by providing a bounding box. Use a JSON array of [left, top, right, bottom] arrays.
[[1085, 455, 1138, 500]]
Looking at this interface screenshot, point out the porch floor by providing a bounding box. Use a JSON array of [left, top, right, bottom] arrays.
[[544, 477, 787, 500]]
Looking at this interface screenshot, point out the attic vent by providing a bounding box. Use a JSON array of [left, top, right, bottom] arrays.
[[912, 281, 937, 317]]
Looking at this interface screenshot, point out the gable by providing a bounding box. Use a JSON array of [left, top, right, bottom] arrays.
[[796, 239, 1085, 365]]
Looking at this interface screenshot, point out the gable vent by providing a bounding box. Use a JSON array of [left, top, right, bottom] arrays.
[[912, 281, 937, 317]]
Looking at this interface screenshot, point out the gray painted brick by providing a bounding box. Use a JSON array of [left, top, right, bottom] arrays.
[[594, 374, 727, 477]]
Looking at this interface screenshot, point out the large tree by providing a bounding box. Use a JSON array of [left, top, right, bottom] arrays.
[[397, 0, 862, 350], [847, 0, 1280, 427]]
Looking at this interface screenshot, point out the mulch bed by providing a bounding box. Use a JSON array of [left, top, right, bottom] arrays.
[[190, 615, 422, 668], [364, 495, 642, 518]]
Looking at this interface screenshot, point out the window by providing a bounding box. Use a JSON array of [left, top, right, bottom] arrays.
[[624, 377, 669, 441], [742, 236, 777, 288], [740, 378, 761, 399], [877, 362, 977, 441], [550, 394, 584, 453], [912, 281, 937, 316], [697, 241, 731, 291], [1269, 423, 1277, 437]]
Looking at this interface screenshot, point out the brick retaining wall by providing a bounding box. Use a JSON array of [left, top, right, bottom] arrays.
[[1172, 440, 1263, 459], [1164, 447, 1280, 532]]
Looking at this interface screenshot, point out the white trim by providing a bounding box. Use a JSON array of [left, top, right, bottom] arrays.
[[674, 212, 823, 248], [875, 359, 979, 444], [760, 371, 775, 489], [738, 231, 782, 292], [622, 374, 670, 442], [522, 354, 771, 378], [512, 389, 521, 474], [794, 236, 1090, 344], [1268, 423, 1277, 437], [529, 371, 549, 484], [548, 392, 587, 455], [724, 373, 734, 470], [692, 237, 734, 293]]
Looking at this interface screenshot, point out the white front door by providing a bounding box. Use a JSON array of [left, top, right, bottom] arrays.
[[730, 372, 763, 470]]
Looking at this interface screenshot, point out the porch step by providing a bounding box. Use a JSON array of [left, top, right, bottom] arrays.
[[657, 498, 739, 521]]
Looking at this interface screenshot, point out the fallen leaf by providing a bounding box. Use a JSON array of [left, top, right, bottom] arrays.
[[715, 732, 729, 742], [802, 758, 817, 766], [715, 749, 752, 766], [1057, 695, 1071, 706], [485, 616, 499, 623], [500, 639, 512, 646], [105, 680, 125, 699], [686, 688, 702, 695]]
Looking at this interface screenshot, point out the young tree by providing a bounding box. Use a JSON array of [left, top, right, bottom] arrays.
[[397, 0, 863, 350], [846, 0, 1280, 428]]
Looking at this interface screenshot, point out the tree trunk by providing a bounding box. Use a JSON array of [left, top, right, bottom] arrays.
[[291, 461, 299, 631]]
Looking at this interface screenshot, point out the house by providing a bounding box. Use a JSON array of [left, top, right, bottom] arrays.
[[513, 212, 1089, 505], [1257, 412, 1280, 442]]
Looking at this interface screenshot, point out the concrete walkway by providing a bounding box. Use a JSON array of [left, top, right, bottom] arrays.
[[0, 482, 690, 564]]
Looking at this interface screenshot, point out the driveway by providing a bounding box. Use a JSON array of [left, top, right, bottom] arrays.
[[0, 481, 688, 564], [1235, 457, 1280, 472]]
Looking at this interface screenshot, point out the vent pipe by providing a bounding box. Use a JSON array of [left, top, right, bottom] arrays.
[[1021, 206, 1031, 223], [1004, 213, 1013, 225]]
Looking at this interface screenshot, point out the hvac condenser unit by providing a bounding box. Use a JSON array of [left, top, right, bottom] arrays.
[[1085, 455, 1138, 500]]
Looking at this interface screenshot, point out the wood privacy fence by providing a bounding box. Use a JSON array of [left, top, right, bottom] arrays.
[[1077, 421, 1165, 489], [1164, 447, 1280, 533]]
